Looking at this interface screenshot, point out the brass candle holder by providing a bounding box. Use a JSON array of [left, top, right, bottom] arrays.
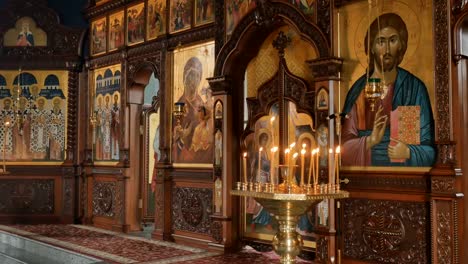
[[364, 78, 383, 111], [234, 164, 348, 263], [231, 188, 349, 263]]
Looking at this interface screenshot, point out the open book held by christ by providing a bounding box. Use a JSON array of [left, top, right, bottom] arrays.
[[390, 106, 420, 163]]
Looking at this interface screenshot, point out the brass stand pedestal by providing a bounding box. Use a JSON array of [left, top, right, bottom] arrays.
[[231, 189, 349, 264]]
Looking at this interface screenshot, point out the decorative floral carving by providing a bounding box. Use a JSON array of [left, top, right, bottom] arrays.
[[345, 175, 427, 191], [434, 0, 450, 142], [154, 184, 164, 230], [316, 236, 329, 263], [437, 142, 456, 165], [215, 1, 330, 77], [172, 187, 212, 235], [211, 220, 223, 243], [63, 177, 73, 215], [437, 211, 452, 263], [307, 57, 343, 80], [0, 180, 54, 214], [362, 210, 405, 254], [317, 0, 331, 38], [214, 1, 225, 56], [343, 199, 427, 263], [431, 178, 455, 193], [92, 181, 115, 217]]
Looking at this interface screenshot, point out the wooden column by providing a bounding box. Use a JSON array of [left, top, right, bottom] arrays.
[[307, 57, 343, 263], [208, 76, 241, 252]]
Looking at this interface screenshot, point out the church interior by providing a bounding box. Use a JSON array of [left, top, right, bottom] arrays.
[[0, 0, 467, 263]]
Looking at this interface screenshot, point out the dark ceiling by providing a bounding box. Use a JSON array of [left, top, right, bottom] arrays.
[[0, 0, 89, 28]]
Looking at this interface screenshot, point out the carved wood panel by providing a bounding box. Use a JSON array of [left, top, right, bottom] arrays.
[[172, 187, 212, 235], [62, 168, 74, 216], [316, 236, 329, 263], [92, 181, 116, 217], [431, 199, 457, 264], [0, 179, 54, 214], [343, 199, 427, 263], [211, 220, 223, 243], [434, 0, 451, 142], [154, 182, 164, 230]]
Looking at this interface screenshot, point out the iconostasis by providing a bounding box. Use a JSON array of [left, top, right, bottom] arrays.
[[0, 71, 68, 163]]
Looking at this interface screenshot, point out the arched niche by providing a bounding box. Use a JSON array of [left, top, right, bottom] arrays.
[[208, 0, 331, 254], [142, 73, 161, 224], [126, 59, 162, 228]]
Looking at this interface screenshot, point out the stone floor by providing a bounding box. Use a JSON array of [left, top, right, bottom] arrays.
[[0, 224, 312, 263]]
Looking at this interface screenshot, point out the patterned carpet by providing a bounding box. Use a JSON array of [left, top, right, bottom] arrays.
[[0, 225, 311, 263]]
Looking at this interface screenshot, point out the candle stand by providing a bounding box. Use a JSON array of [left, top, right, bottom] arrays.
[[232, 166, 349, 264]]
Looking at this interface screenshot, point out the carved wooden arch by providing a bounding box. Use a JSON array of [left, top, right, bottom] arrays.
[[452, 6, 468, 62], [127, 58, 162, 105], [244, 62, 314, 134], [128, 60, 161, 88], [213, 0, 330, 78], [241, 32, 315, 153]]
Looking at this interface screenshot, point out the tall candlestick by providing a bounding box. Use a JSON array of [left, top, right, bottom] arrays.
[[285, 148, 290, 167], [257, 147, 263, 182], [271, 146, 278, 184], [300, 148, 306, 186], [329, 148, 334, 183], [243, 152, 248, 183], [292, 152, 298, 185], [270, 116, 276, 145], [315, 148, 320, 185], [309, 149, 316, 185], [335, 146, 341, 184], [337, 9, 341, 58]]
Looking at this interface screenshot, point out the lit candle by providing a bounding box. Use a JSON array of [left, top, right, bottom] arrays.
[[315, 148, 320, 185], [270, 116, 276, 145], [309, 149, 316, 185], [285, 148, 290, 167], [271, 146, 278, 184], [329, 148, 334, 182], [335, 146, 341, 184], [337, 9, 341, 58], [289, 142, 296, 150], [300, 148, 306, 186], [288, 143, 296, 168], [257, 147, 263, 182], [243, 152, 248, 183], [292, 152, 299, 185]]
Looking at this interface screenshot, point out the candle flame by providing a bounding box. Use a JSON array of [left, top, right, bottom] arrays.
[[289, 142, 296, 148], [312, 149, 317, 155], [259, 147, 263, 152], [285, 148, 290, 154], [301, 149, 306, 155], [293, 153, 299, 159], [316, 147, 320, 154], [243, 152, 247, 158], [270, 116, 275, 123], [302, 143, 306, 149], [271, 146, 278, 153], [329, 148, 333, 154], [336, 146, 341, 153]]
